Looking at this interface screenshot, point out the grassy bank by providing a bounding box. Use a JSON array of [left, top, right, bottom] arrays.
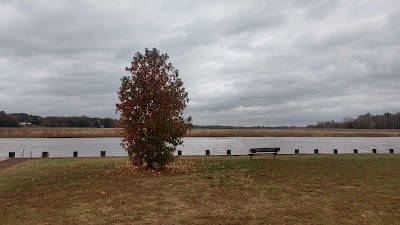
[[1, 127, 400, 138], [1, 155, 400, 224]]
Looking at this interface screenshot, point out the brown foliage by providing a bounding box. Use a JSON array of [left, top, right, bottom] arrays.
[[116, 48, 191, 168]]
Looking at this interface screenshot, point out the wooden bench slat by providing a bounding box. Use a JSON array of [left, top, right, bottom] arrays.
[[249, 147, 280, 154]]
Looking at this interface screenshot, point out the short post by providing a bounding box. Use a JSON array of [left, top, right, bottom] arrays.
[[390, 149, 394, 154], [295, 149, 299, 154], [227, 150, 231, 155], [354, 149, 358, 154], [333, 149, 338, 154], [30, 149, 32, 158], [372, 149, 377, 154], [42, 152, 49, 158], [101, 151, 106, 157], [9, 152, 15, 158], [73, 151, 78, 157], [314, 149, 318, 154], [205, 150, 210, 156], [21, 149, 24, 158], [177, 150, 182, 156]]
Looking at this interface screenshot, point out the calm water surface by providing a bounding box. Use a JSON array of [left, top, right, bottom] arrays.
[[0, 137, 399, 159]]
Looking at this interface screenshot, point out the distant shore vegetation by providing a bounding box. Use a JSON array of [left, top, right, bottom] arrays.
[[1, 111, 400, 133], [308, 112, 400, 129], [0, 111, 119, 128], [1, 127, 400, 138]]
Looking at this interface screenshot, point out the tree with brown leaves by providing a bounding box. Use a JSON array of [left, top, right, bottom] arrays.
[[117, 48, 191, 169]]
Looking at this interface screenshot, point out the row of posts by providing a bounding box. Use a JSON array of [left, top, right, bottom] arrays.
[[8, 149, 107, 158], [182, 148, 395, 156], [297, 148, 395, 154], [7, 148, 396, 158], [176, 149, 231, 156]]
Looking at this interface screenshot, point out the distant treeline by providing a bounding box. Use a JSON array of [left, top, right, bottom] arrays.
[[0, 111, 119, 128], [2, 111, 399, 129], [308, 112, 400, 129]]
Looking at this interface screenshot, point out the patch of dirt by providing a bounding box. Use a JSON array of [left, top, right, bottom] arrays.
[[0, 159, 35, 172]]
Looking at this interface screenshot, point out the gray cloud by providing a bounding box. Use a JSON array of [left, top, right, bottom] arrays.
[[1, 0, 399, 126]]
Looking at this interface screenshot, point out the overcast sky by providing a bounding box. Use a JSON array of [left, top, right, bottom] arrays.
[[1, 0, 399, 126]]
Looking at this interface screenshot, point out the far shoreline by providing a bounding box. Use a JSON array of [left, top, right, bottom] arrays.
[[1, 127, 400, 138]]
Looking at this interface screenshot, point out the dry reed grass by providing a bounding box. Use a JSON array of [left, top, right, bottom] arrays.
[[0, 128, 122, 138], [1, 127, 399, 138], [186, 128, 400, 137]]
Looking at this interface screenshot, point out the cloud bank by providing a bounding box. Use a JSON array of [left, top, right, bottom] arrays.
[[1, 0, 399, 126]]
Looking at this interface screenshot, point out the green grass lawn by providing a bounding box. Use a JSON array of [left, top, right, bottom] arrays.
[[1, 155, 400, 224]]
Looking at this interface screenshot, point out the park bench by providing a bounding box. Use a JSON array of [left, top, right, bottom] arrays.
[[248, 147, 280, 159]]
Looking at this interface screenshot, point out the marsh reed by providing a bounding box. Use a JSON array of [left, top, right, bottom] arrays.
[[186, 128, 400, 137], [0, 128, 122, 138], [1, 127, 399, 138]]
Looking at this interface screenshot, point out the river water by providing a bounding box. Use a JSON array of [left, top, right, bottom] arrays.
[[0, 137, 399, 159]]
